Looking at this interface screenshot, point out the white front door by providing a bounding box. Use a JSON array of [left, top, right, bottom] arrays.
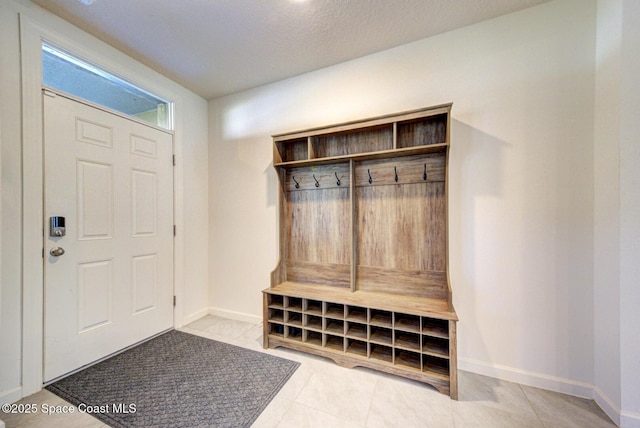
[[43, 91, 174, 382]]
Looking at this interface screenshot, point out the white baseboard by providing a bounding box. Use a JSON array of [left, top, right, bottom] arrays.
[[459, 357, 594, 398], [0, 386, 23, 405], [621, 410, 640, 428], [209, 307, 261, 324], [459, 358, 632, 427], [593, 386, 621, 426], [178, 307, 210, 328]]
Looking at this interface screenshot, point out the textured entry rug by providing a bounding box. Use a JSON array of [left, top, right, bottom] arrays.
[[46, 330, 299, 427]]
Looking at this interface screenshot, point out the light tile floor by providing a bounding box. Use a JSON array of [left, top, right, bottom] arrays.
[[2, 315, 617, 428]]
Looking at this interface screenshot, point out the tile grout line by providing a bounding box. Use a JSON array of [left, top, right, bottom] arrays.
[[519, 383, 547, 428], [361, 376, 379, 427]]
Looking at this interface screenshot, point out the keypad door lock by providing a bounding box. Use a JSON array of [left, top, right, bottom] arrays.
[[50, 216, 66, 237]]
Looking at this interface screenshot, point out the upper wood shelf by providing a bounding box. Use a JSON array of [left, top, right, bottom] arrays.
[[273, 104, 452, 166], [272, 104, 452, 141], [274, 143, 449, 168]]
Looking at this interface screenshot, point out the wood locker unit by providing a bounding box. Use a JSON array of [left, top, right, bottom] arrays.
[[263, 104, 459, 399]]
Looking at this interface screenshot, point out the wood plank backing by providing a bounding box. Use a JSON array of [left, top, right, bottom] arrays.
[[286, 260, 350, 288], [397, 114, 448, 148], [357, 266, 447, 299], [357, 182, 446, 271], [354, 153, 445, 186], [287, 187, 350, 265], [285, 164, 350, 192], [312, 125, 393, 158]]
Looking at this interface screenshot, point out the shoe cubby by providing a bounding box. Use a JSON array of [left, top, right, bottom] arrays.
[[285, 296, 303, 312], [304, 330, 323, 347], [346, 305, 368, 323], [285, 326, 302, 342], [285, 311, 302, 327], [267, 322, 284, 338], [370, 309, 392, 327], [324, 334, 345, 352], [304, 299, 323, 316], [395, 331, 421, 352], [345, 321, 367, 340], [324, 319, 345, 335], [422, 336, 449, 358], [369, 325, 393, 345], [325, 302, 345, 319], [267, 294, 284, 309], [268, 308, 284, 323], [395, 349, 422, 372], [394, 313, 421, 333], [370, 343, 393, 363], [422, 318, 449, 339], [346, 339, 368, 357], [264, 291, 456, 398], [304, 314, 323, 331]]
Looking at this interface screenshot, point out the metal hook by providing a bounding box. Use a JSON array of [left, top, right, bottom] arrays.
[[394, 166, 399, 183], [423, 164, 427, 181], [293, 176, 300, 189], [368, 169, 373, 184], [313, 174, 319, 187], [335, 172, 341, 186]]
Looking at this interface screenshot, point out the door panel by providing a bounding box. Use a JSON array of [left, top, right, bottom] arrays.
[[43, 92, 174, 382]]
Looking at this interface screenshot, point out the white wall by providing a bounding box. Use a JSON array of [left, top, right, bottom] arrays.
[[594, 0, 622, 422], [618, 1, 640, 425], [593, 1, 640, 426], [0, 0, 24, 403], [209, 0, 597, 395], [0, 0, 209, 402]]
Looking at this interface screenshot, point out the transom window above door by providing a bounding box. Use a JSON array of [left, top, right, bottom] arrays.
[[42, 42, 173, 130]]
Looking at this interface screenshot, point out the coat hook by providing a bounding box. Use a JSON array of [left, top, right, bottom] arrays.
[[293, 175, 300, 189], [423, 163, 427, 181], [335, 172, 341, 186], [313, 174, 319, 187], [394, 166, 399, 183], [368, 169, 373, 184]]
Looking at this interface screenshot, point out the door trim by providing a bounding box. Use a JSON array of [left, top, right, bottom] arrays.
[[19, 14, 188, 397]]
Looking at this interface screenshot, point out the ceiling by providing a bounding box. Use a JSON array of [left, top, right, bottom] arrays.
[[32, 0, 550, 100]]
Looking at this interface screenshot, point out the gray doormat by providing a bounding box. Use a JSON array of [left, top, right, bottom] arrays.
[[46, 330, 299, 427]]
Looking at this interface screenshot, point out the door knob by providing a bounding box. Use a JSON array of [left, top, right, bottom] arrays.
[[50, 247, 65, 257]]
